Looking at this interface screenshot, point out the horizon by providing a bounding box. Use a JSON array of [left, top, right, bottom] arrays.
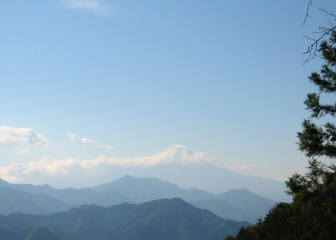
[[0, 171, 278, 203]]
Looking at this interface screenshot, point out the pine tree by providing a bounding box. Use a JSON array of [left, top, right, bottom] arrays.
[[298, 27, 336, 159]]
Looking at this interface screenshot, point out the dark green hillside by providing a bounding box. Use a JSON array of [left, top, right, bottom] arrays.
[[0, 226, 69, 240], [2, 198, 248, 240]]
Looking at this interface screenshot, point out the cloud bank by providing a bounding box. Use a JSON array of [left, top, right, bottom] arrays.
[[0, 145, 219, 186], [0, 126, 48, 153]]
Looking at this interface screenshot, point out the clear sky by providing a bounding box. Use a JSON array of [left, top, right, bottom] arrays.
[[1, 0, 335, 184]]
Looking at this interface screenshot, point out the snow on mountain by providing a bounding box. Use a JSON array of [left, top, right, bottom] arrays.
[[142, 145, 222, 166]]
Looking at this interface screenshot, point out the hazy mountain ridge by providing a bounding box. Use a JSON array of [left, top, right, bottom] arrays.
[[0, 198, 249, 240], [215, 189, 275, 217], [93, 175, 276, 223], [192, 199, 257, 223], [191, 188, 276, 223], [0, 186, 71, 215], [0, 180, 129, 207], [0, 175, 275, 223], [93, 175, 214, 202], [0, 145, 288, 201]]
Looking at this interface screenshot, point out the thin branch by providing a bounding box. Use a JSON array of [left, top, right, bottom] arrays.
[[302, 0, 313, 26], [319, 8, 336, 19], [302, 5, 336, 63], [303, 26, 336, 64]]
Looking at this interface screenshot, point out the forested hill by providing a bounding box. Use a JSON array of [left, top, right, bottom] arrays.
[[0, 198, 248, 240], [0, 226, 67, 240]]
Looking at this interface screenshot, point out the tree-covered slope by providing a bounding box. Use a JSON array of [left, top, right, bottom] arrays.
[[2, 198, 248, 240], [0, 225, 70, 240]]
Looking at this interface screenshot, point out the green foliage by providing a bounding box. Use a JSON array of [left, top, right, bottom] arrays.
[[286, 159, 328, 195], [298, 29, 336, 158]]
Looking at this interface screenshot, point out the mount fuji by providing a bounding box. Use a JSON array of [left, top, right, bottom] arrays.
[[116, 145, 288, 201], [0, 145, 289, 201]]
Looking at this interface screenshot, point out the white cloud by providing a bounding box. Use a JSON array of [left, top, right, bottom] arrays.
[[0, 145, 220, 186], [0, 126, 48, 153], [103, 144, 114, 151], [16, 148, 31, 155], [228, 163, 258, 175], [68, 132, 95, 146], [64, 0, 113, 15]]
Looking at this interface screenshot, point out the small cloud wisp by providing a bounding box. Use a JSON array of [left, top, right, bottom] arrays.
[[64, 0, 113, 15], [68, 132, 95, 146]]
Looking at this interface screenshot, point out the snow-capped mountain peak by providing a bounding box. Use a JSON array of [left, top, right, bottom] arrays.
[[147, 145, 221, 166]]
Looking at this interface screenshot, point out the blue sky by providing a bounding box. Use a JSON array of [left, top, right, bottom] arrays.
[[1, 0, 335, 184]]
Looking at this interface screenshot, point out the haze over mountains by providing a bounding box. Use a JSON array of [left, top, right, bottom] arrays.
[[0, 146, 283, 239], [0, 175, 275, 223], [0, 145, 288, 202], [0, 186, 71, 215]]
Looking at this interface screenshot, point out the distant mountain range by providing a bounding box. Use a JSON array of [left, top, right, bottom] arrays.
[[93, 175, 276, 223], [0, 175, 276, 223], [0, 186, 71, 215], [0, 198, 249, 240], [93, 175, 214, 202], [0, 145, 289, 202], [0, 178, 129, 207], [191, 189, 276, 223], [114, 145, 288, 202]]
